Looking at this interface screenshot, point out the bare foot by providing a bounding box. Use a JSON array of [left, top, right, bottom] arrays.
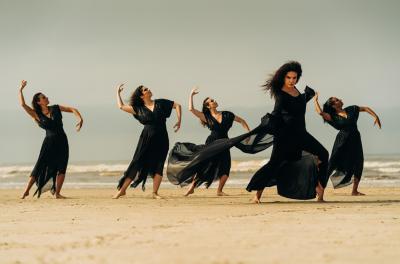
[[184, 189, 194, 197], [352, 191, 366, 196], [152, 193, 163, 199], [217, 191, 228, 196], [55, 194, 67, 199], [112, 191, 126, 199], [21, 191, 29, 199], [316, 185, 325, 202], [250, 196, 261, 204]]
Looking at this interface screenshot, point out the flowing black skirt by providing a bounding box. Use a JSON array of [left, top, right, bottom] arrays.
[[167, 113, 319, 199], [329, 129, 364, 188], [31, 133, 69, 197], [167, 114, 275, 188], [118, 125, 169, 191]]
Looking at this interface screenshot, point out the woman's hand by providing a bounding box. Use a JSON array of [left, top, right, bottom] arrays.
[[173, 121, 181, 132], [373, 116, 382, 129], [76, 118, 83, 132], [20, 80, 27, 90], [117, 83, 125, 93], [190, 87, 199, 96]]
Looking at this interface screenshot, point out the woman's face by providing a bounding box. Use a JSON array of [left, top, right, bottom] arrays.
[[284, 71, 298, 88], [206, 98, 218, 109], [140, 86, 153, 99], [38, 94, 49, 106], [330, 97, 343, 109]]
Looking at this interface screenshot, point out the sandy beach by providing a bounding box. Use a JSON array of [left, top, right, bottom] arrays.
[[1, 187, 399, 264]]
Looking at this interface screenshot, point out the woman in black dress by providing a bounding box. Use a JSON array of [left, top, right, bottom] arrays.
[[313, 92, 381, 195], [19, 80, 83, 199], [113, 83, 182, 199], [167, 87, 250, 196], [246, 61, 329, 203]]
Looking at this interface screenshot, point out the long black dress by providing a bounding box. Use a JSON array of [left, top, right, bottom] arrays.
[[31, 105, 69, 197], [117, 99, 174, 191], [326, 105, 364, 188], [167, 111, 236, 188], [167, 87, 326, 200], [246, 86, 329, 199]]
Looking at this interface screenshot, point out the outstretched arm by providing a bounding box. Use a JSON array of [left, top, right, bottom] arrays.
[[188, 87, 207, 123], [359, 106, 381, 129], [313, 92, 332, 122], [59, 105, 84, 131], [234, 115, 251, 132], [172, 102, 182, 132], [116, 83, 135, 114], [18, 80, 39, 121]]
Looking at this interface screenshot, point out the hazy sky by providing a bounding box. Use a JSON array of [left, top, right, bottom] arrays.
[[1, 0, 399, 163]]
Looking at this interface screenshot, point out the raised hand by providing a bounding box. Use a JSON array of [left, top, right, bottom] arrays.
[[190, 87, 199, 96], [116, 83, 125, 93], [20, 80, 27, 90]]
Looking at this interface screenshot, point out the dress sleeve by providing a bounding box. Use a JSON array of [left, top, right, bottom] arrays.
[[350, 105, 360, 121], [53, 105, 62, 119], [304, 86, 316, 102], [225, 111, 236, 126], [158, 99, 174, 118]]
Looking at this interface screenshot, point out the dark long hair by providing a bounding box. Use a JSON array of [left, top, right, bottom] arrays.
[[262, 61, 302, 99], [201, 97, 211, 127], [322, 97, 337, 122], [129, 85, 144, 112], [32, 92, 43, 116]]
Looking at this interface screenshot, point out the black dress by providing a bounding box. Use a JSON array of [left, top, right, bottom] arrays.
[[167, 111, 235, 188], [246, 86, 329, 199], [117, 99, 174, 191], [327, 105, 364, 188], [31, 105, 69, 197]]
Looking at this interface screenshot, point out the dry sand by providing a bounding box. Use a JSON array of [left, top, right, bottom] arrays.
[[1, 187, 399, 264]]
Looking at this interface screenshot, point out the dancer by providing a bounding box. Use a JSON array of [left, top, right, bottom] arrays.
[[19, 80, 83, 198], [167, 87, 250, 196], [314, 92, 381, 195], [113, 84, 182, 199], [246, 61, 329, 203]]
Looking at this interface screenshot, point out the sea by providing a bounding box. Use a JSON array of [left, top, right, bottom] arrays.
[[1, 154, 400, 190]]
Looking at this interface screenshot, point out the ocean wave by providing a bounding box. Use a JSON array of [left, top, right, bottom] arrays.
[[1, 158, 400, 178]]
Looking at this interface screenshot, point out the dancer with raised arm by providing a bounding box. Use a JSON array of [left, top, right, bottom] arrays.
[[113, 84, 181, 199], [246, 61, 329, 203], [167, 87, 250, 196], [19, 80, 83, 198], [314, 92, 381, 195]]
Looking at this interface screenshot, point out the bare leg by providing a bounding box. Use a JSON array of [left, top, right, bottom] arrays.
[[152, 174, 163, 199], [184, 179, 196, 197], [316, 181, 325, 202], [352, 178, 365, 196], [217, 175, 229, 196], [55, 173, 66, 199], [112, 177, 133, 199], [21, 176, 36, 199], [251, 189, 263, 204]]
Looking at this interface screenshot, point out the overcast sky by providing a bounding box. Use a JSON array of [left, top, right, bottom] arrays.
[[1, 0, 399, 163]]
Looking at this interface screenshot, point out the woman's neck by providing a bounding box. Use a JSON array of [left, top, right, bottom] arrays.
[[209, 108, 219, 115], [143, 98, 153, 106], [41, 105, 49, 113]]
